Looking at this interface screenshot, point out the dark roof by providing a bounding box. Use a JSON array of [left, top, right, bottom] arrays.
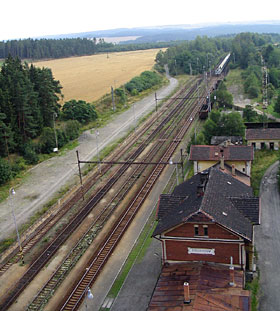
[[157, 194, 188, 220], [246, 128, 280, 140], [153, 167, 259, 240], [245, 122, 280, 129], [211, 136, 243, 145], [189, 145, 254, 161], [230, 197, 260, 225], [148, 262, 250, 311]]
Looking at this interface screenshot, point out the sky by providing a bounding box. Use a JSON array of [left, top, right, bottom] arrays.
[[1, 0, 280, 41]]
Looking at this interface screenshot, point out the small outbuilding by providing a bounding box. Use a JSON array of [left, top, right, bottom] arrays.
[[246, 128, 280, 150]]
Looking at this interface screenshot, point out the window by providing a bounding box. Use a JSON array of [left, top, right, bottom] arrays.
[[194, 225, 199, 236], [252, 142, 256, 149], [203, 226, 208, 236]]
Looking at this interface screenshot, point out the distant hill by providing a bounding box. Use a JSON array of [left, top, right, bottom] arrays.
[[39, 22, 280, 43]]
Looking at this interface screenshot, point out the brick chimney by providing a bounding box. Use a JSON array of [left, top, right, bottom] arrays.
[[197, 171, 208, 197], [220, 148, 224, 170], [220, 156, 225, 170], [231, 164, 236, 176], [229, 266, 235, 286], [183, 282, 191, 304]]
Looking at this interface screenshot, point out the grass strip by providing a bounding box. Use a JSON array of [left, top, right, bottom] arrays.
[[245, 275, 260, 311], [100, 213, 157, 308], [251, 150, 280, 196]]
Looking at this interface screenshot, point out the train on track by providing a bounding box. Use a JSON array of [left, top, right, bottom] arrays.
[[215, 53, 231, 75]]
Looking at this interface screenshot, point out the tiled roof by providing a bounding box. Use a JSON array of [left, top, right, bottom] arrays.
[[246, 128, 280, 140], [148, 262, 250, 311], [157, 194, 188, 220], [189, 145, 254, 161], [230, 197, 260, 225], [153, 167, 259, 240]]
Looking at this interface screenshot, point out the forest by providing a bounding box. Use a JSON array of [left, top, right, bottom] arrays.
[[0, 38, 174, 60]]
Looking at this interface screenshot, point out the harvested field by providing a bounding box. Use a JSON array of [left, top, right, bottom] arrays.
[[33, 49, 164, 103]]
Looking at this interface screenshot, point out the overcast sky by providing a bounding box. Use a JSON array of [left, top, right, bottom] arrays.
[[1, 0, 280, 40]]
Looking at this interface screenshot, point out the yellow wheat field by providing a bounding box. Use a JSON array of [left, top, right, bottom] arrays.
[[33, 49, 164, 103]]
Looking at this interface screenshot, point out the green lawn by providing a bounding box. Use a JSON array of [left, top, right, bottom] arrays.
[[225, 68, 243, 87]]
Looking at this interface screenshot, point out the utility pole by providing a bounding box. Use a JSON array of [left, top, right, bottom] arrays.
[[189, 63, 192, 75], [111, 86, 116, 112], [76, 150, 84, 200], [155, 92, 158, 112], [53, 112, 58, 152]]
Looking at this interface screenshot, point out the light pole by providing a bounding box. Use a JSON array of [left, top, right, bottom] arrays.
[[85, 287, 93, 310], [9, 188, 24, 264], [132, 102, 136, 133], [96, 130, 101, 174], [53, 112, 58, 152]]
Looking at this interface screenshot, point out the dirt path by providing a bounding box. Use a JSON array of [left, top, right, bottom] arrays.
[[0, 74, 178, 242]]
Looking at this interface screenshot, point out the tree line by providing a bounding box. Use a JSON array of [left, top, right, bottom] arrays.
[[0, 38, 113, 60], [0, 56, 100, 184], [0, 38, 176, 60]]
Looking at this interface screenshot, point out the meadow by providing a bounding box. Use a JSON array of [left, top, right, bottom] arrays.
[[33, 49, 164, 103]]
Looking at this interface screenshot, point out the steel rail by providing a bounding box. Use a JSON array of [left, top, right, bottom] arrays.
[[59, 86, 201, 311], [0, 79, 199, 311]]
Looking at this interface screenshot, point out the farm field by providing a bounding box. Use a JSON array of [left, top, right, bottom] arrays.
[[33, 49, 164, 103]]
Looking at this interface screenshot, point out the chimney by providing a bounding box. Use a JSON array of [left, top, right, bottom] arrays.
[[220, 156, 224, 170], [197, 171, 208, 197], [197, 185, 204, 197], [231, 164, 236, 176], [229, 266, 235, 286], [183, 282, 191, 304], [229, 257, 235, 286]]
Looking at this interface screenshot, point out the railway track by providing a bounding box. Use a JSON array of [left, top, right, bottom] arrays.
[[25, 81, 201, 311], [59, 90, 202, 311], [0, 78, 201, 311], [0, 77, 197, 277]]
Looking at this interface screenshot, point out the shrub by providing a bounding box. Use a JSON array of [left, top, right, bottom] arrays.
[[64, 120, 80, 140], [39, 127, 56, 154], [22, 142, 39, 164], [62, 100, 98, 124]]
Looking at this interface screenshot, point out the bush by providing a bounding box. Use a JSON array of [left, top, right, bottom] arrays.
[[10, 157, 27, 176], [22, 142, 39, 164], [39, 127, 56, 154], [125, 71, 162, 95], [64, 120, 80, 140], [0, 157, 12, 185], [62, 100, 98, 124]]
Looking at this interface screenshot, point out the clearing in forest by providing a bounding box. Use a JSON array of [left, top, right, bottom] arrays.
[[33, 49, 163, 103]]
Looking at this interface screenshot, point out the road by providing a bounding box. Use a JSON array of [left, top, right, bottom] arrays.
[[0, 74, 178, 241], [255, 160, 280, 311]]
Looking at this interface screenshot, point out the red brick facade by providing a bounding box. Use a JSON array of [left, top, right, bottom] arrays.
[[164, 240, 242, 265], [165, 222, 240, 240], [162, 220, 245, 267]]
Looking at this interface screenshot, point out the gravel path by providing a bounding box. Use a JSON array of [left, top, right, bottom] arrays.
[[255, 161, 280, 311], [0, 74, 178, 241]]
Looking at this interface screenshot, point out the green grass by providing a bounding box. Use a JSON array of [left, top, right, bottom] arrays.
[[266, 103, 280, 119], [101, 214, 157, 306], [245, 275, 260, 311], [225, 69, 243, 87], [251, 150, 280, 196]]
